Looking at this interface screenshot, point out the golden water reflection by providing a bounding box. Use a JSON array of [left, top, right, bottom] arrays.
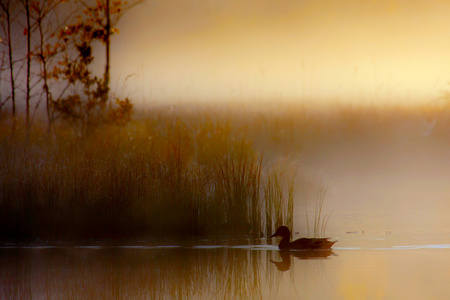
[[1, 244, 450, 299], [270, 249, 334, 272]]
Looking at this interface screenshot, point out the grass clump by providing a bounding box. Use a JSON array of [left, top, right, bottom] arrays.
[[2, 100, 447, 243], [264, 165, 295, 237], [0, 110, 294, 243], [313, 185, 332, 238]]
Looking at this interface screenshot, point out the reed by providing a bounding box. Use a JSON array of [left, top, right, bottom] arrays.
[[0, 109, 293, 241], [1, 101, 449, 242], [264, 165, 295, 237], [0, 247, 268, 299], [303, 184, 332, 238], [215, 138, 263, 235]]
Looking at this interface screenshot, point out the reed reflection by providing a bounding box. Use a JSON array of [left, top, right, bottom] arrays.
[[0, 246, 271, 299]]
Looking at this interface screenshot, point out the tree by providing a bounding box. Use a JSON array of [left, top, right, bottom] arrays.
[[77, 0, 141, 101], [49, 0, 139, 132], [1, 0, 68, 134]]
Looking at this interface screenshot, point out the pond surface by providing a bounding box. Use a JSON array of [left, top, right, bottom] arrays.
[[2, 236, 450, 299]]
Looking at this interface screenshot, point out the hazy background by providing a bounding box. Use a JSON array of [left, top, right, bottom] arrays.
[[101, 0, 450, 241], [104, 0, 450, 106], [4, 0, 450, 243]]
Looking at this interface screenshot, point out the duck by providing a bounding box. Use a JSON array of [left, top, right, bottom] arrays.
[[269, 226, 336, 250]]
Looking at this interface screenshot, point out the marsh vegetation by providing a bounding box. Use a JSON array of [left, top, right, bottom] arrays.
[[1, 101, 449, 242]]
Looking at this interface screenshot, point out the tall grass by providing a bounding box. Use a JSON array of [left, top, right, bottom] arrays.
[[0, 109, 295, 242], [1, 101, 449, 242], [216, 139, 263, 235], [264, 165, 294, 237], [313, 185, 332, 238]]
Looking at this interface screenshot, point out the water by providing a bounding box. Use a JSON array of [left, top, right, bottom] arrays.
[[3, 132, 450, 299], [2, 237, 450, 299]]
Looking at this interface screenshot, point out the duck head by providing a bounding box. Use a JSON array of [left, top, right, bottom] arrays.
[[269, 226, 291, 239]]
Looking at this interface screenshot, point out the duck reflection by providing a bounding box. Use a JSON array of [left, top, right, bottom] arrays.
[[270, 249, 335, 271]]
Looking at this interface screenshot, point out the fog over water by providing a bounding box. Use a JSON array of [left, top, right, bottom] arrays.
[[294, 122, 450, 244], [93, 0, 450, 240]]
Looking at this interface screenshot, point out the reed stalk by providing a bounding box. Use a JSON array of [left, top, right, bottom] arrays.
[[263, 165, 295, 237], [310, 184, 331, 238]]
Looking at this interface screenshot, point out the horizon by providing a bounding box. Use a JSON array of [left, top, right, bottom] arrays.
[[103, 0, 450, 106]]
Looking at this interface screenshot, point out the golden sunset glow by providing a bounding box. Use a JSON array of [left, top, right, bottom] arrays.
[[108, 0, 450, 105], [4, 1, 450, 298]]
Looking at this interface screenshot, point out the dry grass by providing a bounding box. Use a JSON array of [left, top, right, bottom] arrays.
[[1, 101, 449, 242], [0, 106, 294, 242]]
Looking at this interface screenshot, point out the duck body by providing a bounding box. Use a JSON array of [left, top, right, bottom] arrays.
[[270, 226, 336, 250]]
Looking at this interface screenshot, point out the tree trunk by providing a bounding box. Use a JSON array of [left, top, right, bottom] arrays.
[[25, 0, 31, 135], [2, 2, 16, 132], [103, 0, 110, 102], [37, 13, 52, 135]]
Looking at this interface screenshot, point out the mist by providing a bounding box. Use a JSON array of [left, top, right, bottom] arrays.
[[108, 0, 450, 105]]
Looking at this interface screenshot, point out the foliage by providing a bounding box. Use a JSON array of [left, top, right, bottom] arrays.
[[0, 0, 136, 133], [49, 0, 133, 130]]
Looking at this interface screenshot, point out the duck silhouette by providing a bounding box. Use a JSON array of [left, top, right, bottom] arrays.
[[270, 226, 336, 250]]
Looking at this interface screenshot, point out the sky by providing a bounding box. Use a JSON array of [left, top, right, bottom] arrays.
[[106, 0, 450, 106]]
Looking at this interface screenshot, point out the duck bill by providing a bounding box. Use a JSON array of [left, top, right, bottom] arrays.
[[269, 233, 277, 238]]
